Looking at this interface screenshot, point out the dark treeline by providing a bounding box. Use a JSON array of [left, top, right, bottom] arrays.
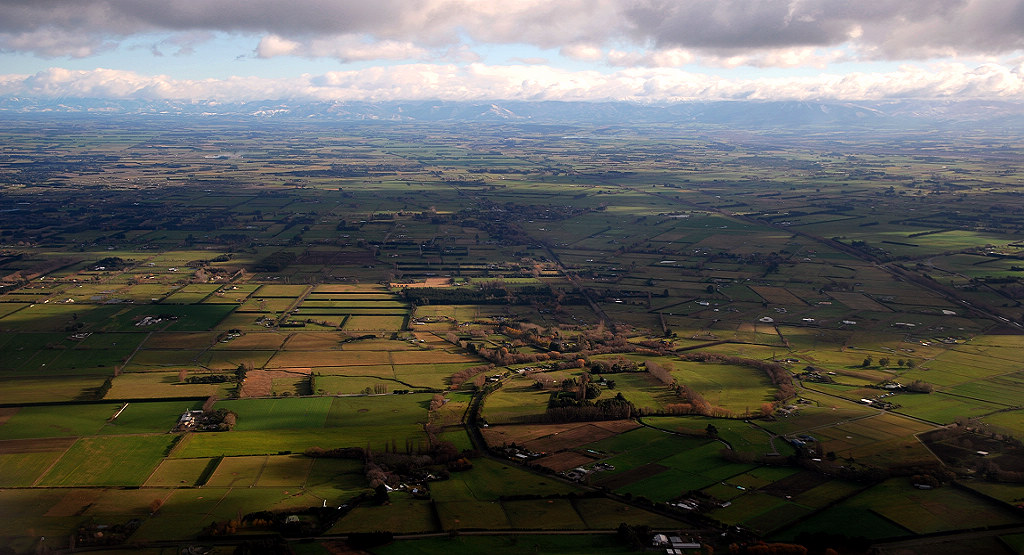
[[546, 392, 637, 422]]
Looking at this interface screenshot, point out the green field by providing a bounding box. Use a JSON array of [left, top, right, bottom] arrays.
[[0, 404, 120, 439], [218, 396, 334, 431], [372, 534, 637, 555], [101, 400, 202, 434], [0, 452, 64, 486], [144, 457, 216, 487], [40, 434, 176, 486]]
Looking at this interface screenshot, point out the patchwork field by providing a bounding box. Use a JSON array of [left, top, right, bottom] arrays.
[[1, 117, 1024, 553]]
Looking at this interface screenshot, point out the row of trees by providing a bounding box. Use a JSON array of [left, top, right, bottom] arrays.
[[861, 355, 916, 368], [546, 394, 637, 423]]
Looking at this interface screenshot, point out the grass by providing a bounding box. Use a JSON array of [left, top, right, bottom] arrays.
[[102, 305, 237, 332], [842, 479, 1024, 534], [605, 372, 677, 412], [84, 487, 175, 516], [0, 375, 104, 403], [371, 534, 637, 555], [205, 455, 266, 486], [144, 457, 215, 487], [774, 505, 910, 541], [571, 497, 682, 529], [255, 454, 315, 487], [579, 427, 756, 500], [312, 375, 397, 395], [172, 429, 353, 457], [430, 458, 580, 502], [325, 394, 431, 430], [343, 315, 407, 331], [667, 360, 777, 414], [892, 392, 1002, 424], [333, 493, 438, 533], [304, 457, 367, 501], [0, 451, 64, 486], [106, 371, 234, 399], [101, 400, 202, 435], [643, 415, 783, 455], [0, 403, 120, 439], [217, 396, 334, 431], [173, 396, 431, 456], [481, 377, 551, 424], [435, 500, 511, 530], [39, 434, 176, 486]]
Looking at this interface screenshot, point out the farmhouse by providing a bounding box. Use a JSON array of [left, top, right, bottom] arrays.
[[177, 410, 203, 429]]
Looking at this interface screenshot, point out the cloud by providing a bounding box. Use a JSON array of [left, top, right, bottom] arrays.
[[0, 0, 1021, 63], [148, 31, 216, 57], [0, 28, 117, 58], [3, 61, 1021, 103], [255, 34, 428, 62], [561, 44, 605, 62], [606, 48, 695, 68], [509, 56, 550, 65], [621, 0, 1024, 59]]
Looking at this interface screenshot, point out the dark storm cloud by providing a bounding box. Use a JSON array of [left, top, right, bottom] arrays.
[[621, 0, 1024, 57]]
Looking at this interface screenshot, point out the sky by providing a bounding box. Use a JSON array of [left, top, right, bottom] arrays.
[[0, 0, 1023, 103]]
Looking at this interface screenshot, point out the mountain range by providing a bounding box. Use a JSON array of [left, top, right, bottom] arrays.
[[1, 97, 1022, 129]]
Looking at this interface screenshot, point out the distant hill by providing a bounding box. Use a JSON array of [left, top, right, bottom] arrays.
[[1, 97, 1022, 129]]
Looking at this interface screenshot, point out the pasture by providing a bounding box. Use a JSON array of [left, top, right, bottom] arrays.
[[39, 434, 175, 486], [218, 396, 333, 431], [840, 479, 1024, 534], [0, 404, 119, 439]]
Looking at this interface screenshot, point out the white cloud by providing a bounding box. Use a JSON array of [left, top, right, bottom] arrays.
[[3, 61, 1022, 103], [561, 44, 605, 62], [256, 34, 428, 62], [705, 47, 849, 69], [255, 35, 301, 58]]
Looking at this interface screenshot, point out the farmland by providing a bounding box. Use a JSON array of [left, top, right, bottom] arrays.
[[0, 115, 1023, 553]]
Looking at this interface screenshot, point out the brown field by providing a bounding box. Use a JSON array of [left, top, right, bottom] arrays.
[[282, 332, 350, 350], [390, 351, 476, 365], [525, 422, 640, 454], [313, 364, 395, 377], [597, 463, 669, 489], [267, 350, 390, 367], [534, 451, 600, 472], [759, 471, 832, 498], [0, 408, 17, 426], [255, 285, 310, 297], [240, 368, 311, 398], [411, 332, 447, 345], [297, 251, 376, 265], [390, 277, 452, 288], [0, 437, 77, 454], [44, 489, 102, 517], [826, 292, 893, 311], [343, 339, 418, 351], [482, 420, 639, 453], [834, 368, 895, 382], [342, 315, 407, 331], [215, 332, 290, 350], [142, 332, 220, 349], [749, 286, 807, 306], [313, 284, 382, 293]]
